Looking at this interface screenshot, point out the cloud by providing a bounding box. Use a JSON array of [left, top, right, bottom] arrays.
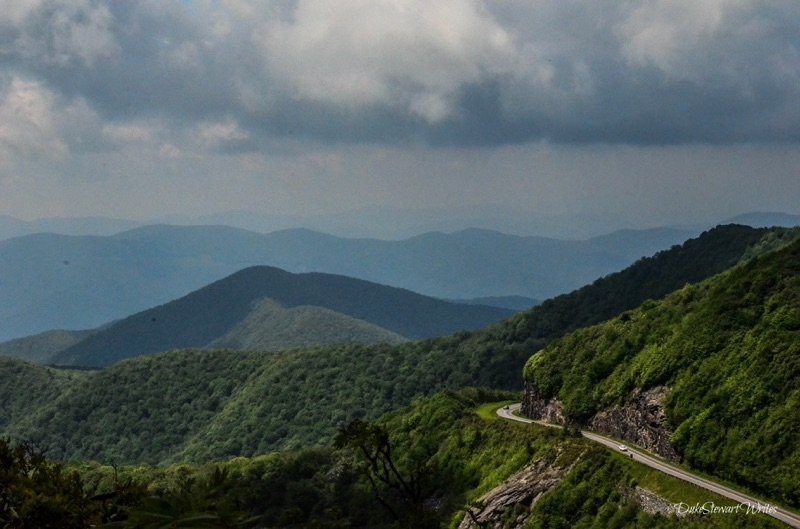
[[0, 0, 797, 148], [2, 0, 118, 67], [102, 123, 154, 145], [261, 0, 515, 123], [197, 119, 249, 151], [0, 78, 67, 164], [0, 0, 44, 26]]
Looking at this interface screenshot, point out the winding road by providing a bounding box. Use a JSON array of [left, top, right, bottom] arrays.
[[497, 403, 800, 528]]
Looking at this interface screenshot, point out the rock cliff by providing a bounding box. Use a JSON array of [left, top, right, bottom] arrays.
[[588, 386, 679, 462], [620, 486, 685, 518], [521, 383, 679, 462], [458, 450, 582, 529], [520, 381, 567, 425]]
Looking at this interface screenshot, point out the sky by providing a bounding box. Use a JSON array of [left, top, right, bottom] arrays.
[[0, 0, 798, 235]]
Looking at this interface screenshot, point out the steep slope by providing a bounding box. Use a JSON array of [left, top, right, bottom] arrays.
[[51, 266, 510, 367], [0, 358, 88, 431], [13, 390, 773, 529], [522, 238, 800, 506], [0, 329, 95, 364], [0, 224, 694, 341], [3, 225, 784, 465], [206, 299, 406, 350], [484, 224, 783, 366], [14, 351, 263, 464]]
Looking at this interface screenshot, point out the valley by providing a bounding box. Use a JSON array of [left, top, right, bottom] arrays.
[[2, 223, 798, 528], [2, 3, 798, 526]]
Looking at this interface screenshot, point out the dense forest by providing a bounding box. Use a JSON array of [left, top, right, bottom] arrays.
[[50, 265, 511, 367], [1, 225, 794, 465], [2, 225, 798, 528], [524, 237, 800, 506], [1, 390, 784, 528]]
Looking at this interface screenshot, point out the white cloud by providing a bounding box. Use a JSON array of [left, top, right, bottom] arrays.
[[52, 1, 118, 66], [260, 0, 516, 122], [0, 0, 44, 26], [0, 79, 67, 164], [197, 119, 249, 148], [619, 0, 750, 76], [8, 0, 119, 67], [159, 144, 181, 159], [1, 0, 799, 149]]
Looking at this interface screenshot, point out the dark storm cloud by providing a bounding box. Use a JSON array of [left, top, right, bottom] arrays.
[[1, 0, 798, 149]]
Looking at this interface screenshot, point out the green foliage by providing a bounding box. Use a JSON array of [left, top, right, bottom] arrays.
[[51, 265, 512, 367], [335, 419, 440, 527], [0, 329, 94, 364], [524, 239, 800, 506], [0, 358, 88, 431], [526, 448, 782, 529], [207, 299, 406, 351], [123, 468, 257, 529], [0, 437, 145, 528], [70, 389, 557, 529], [496, 225, 773, 365], [12, 350, 263, 464], [0, 225, 785, 466], [3, 391, 787, 529]]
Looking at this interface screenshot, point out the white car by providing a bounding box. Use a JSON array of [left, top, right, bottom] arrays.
[[619, 445, 628, 452]]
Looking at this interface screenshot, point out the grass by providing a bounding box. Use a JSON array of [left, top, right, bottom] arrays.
[[474, 401, 514, 422], [500, 410, 800, 520], [588, 429, 800, 517], [615, 452, 727, 506], [674, 463, 800, 517]]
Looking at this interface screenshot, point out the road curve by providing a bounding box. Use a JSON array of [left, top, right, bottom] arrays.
[[497, 403, 800, 529]]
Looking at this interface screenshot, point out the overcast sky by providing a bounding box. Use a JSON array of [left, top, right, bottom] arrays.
[[0, 0, 798, 232]]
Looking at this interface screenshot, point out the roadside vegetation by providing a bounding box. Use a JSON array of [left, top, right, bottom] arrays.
[[525, 238, 800, 506], [2, 390, 784, 528]]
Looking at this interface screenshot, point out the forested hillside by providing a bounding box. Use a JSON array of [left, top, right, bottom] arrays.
[[0, 358, 88, 430], [2, 225, 788, 465], [0, 224, 694, 341], [524, 237, 800, 506], [0, 329, 94, 363], [49, 266, 509, 367], [2, 390, 782, 528]]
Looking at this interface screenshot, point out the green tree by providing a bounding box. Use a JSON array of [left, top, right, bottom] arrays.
[[335, 420, 439, 528], [124, 467, 256, 529]]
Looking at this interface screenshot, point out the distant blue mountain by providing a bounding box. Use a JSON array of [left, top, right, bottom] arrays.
[[0, 215, 139, 240], [0, 224, 697, 341], [449, 295, 540, 311], [48, 266, 513, 368], [723, 211, 800, 228]]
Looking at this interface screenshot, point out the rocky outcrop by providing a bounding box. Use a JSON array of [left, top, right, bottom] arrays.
[[620, 486, 685, 518], [520, 381, 567, 425], [458, 450, 582, 529], [521, 381, 679, 462], [588, 386, 679, 462]]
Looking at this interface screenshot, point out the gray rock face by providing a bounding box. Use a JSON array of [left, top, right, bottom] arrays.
[[521, 382, 679, 462], [588, 386, 680, 462], [458, 451, 582, 529], [520, 381, 567, 425], [621, 486, 685, 518]]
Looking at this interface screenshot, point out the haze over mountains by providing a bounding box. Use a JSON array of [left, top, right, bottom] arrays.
[[0, 223, 697, 341], [1, 225, 792, 466], [44, 266, 512, 368], [2, 210, 799, 241], [2, 222, 798, 526]]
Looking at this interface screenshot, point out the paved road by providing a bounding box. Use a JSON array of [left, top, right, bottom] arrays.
[[497, 403, 800, 529]]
